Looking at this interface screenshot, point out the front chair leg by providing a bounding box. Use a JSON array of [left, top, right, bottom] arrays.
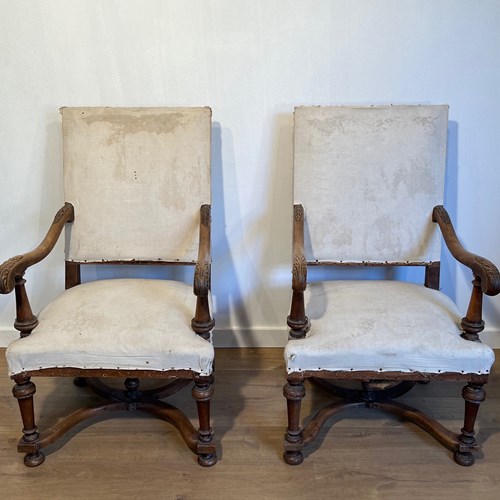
[[12, 377, 45, 467], [454, 383, 485, 466], [192, 376, 217, 467], [283, 379, 305, 465]]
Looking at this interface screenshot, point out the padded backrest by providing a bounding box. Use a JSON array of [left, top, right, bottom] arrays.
[[294, 105, 448, 263], [62, 107, 211, 262]]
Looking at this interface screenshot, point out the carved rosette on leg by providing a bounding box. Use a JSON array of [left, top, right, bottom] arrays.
[[192, 376, 217, 466], [454, 383, 485, 466], [12, 377, 45, 467], [283, 379, 305, 465]]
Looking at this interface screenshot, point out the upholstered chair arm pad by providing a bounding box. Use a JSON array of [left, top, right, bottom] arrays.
[[292, 204, 307, 291], [193, 204, 211, 297], [433, 205, 500, 296], [0, 203, 74, 294]]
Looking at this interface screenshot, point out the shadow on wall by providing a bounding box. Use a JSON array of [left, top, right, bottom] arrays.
[[210, 122, 251, 334], [259, 112, 294, 322], [443, 121, 499, 327], [440, 120, 458, 302]]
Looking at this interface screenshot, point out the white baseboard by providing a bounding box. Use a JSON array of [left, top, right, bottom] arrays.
[[1, 326, 499, 349], [480, 330, 500, 349], [0, 327, 17, 347]]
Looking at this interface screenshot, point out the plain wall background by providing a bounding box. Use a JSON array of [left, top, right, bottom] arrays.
[[1, 0, 499, 346]]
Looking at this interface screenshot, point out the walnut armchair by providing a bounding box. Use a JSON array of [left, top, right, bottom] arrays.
[[0, 107, 217, 467], [284, 105, 500, 466]]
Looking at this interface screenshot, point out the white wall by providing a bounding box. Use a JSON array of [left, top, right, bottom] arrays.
[[1, 0, 499, 346]]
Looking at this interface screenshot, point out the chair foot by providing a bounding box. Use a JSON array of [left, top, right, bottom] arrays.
[[454, 450, 475, 467], [198, 453, 217, 467], [24, 451, 45, 467], [283, 450, 303, 465]]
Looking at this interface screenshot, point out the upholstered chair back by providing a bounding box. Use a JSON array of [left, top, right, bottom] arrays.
[[62, 107, 211, 263], [293, 105, 448, 263]]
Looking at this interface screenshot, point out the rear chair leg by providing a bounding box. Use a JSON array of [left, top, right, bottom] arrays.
[[12, 377, 45, 467], [454, 383, 485, 466], [283, 379, 305, 465], [192, 376, 217, 467]]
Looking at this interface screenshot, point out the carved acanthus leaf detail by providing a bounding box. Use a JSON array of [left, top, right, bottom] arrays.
[[194, 261, 210, 295], [475, 255, 500, 296], [53, 203, 73, 224], [200, 205, 211, 227], [292, 254, 307, 290], [433, 205, 451, 224], [0, 255, 23, 294], [293, 205, 304, 222]]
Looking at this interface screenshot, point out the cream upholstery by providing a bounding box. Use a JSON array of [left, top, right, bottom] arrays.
[[285, 281, 494, 375], [6, 279, 214, 376], [294, 105, 448, 263], [62, 107, 211, 262]]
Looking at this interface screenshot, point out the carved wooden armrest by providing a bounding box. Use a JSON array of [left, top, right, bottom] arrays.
[[0, 203, 74, 294], [433, 205, 500, 296], [192, 204, 214, 338], [288, 204, 309, 338]]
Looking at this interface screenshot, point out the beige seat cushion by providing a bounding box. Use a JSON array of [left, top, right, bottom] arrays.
[[6, 279, 214, 376], [285, 281, 494, 375]]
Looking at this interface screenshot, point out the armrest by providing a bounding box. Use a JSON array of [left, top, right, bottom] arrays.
[[292, 204, 307, 292], [193, 204, 211, 296], [0, 203, 74, 294], [433, 205, 500, 296]]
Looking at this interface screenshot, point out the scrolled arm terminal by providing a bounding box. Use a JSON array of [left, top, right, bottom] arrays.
[[0, 203, 74, 294]]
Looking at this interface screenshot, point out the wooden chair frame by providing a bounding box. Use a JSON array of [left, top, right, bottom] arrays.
[[284, 203, 500, 466], [0, 202, 217, 467]]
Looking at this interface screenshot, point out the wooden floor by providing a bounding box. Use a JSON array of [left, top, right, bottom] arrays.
[[0, 348, 499, 500]]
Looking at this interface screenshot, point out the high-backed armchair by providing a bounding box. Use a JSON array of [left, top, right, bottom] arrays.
[[284, 105, 500, 466], [0, 107, 217, 467]]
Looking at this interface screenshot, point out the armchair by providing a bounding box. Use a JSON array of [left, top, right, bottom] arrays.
[[284, 105, 499, 466], [0, 107, 217, 467]]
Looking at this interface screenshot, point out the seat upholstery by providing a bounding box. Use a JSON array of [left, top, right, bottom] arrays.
[[285, 280, 494, 375], [6, 279, 214, 376]]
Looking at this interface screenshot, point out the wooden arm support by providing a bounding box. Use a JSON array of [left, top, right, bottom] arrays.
[[0, 203, 74, 294], [288, 205, 309, 338], [433, 205, 500, 342], [433, 205, 500, 296], [292, 205, 307, 292], [0, 203, 74, 337], [193, 204, 211, 297], [192, 204, 214, 338]]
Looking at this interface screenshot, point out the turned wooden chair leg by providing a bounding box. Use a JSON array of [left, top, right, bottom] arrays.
[[283, 379, 305, 465], [12, 377, 45, 467], [192, 376, 217, 467], [454, 383, 485, 466]]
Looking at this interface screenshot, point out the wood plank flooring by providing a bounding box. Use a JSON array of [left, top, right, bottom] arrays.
[[0, 348, 499, 499]]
